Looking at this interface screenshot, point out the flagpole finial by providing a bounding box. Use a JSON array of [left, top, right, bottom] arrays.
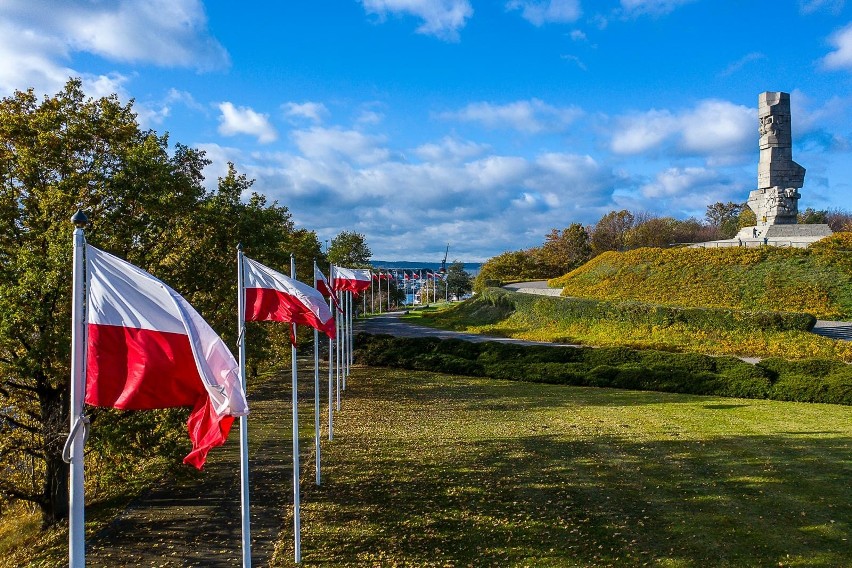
[[71, 210, 88, 228]]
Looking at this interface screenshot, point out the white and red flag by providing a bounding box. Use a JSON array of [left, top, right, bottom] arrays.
[[331, 267, 372, 296], [243, 257, 336, 339], [84, 245, 249, 470], [314, 264, 342, 313]]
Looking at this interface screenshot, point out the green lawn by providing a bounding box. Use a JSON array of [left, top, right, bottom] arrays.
[[290, 366, 851, 567]]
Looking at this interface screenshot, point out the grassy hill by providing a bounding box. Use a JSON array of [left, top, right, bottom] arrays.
[[549, 232, 852, 320]]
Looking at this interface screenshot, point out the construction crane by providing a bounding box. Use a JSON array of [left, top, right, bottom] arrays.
[[439, 244, 449, 274]]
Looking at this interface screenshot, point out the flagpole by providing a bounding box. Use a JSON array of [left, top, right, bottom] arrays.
[[237, 246, 252, 567], [312, 260, 321, 486], [290, 254, 301, 564], [344, 291, 350, 390], [336, 289, 341, 411], [327, 264, 334, 441], [68, 210, 88, 568]]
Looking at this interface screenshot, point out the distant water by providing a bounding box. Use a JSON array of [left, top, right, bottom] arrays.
[[371, 260, 481, 276]]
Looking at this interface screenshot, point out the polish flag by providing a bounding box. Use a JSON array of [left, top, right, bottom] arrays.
[[243, 257, 336, 339], [84, 245, 249, 470], [331, 267, 372, 296], [314, 265, 342, 313]]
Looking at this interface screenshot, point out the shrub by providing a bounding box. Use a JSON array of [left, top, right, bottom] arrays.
[[412, 353, 485, 376], [354, 334, 851, 405]]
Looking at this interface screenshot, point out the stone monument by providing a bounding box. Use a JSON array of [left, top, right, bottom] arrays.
[[734, 91, 832, 244], [746, 92, 804, 225]]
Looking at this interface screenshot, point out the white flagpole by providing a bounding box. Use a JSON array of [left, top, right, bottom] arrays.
[[344, 291, 350, 390], [237, 246, 252, 567], [342, 284, 348, 388], [336, 290, 341, 411], [312, 261, 321, 486], [68, 210, 88, 568], [327, 264, 334, 441], [290, 254, 301, 564], [371, 274, 374, 313]]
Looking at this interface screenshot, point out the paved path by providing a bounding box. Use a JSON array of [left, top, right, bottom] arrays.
[[502, 281, 562, 297], [812, 320, 852, 341]]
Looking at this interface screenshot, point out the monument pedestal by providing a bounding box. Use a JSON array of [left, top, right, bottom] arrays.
[[736, 224, 833, 242]]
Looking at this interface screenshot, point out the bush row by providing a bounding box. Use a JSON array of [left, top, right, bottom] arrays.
[[355, 333, 851, 406], [476, 288, 816, 332]]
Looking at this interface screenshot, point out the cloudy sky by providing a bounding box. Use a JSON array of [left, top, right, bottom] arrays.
[[3, 1, 852, 261]]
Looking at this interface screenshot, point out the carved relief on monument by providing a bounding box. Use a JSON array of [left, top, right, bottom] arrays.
[[747, 92, 805, 225]]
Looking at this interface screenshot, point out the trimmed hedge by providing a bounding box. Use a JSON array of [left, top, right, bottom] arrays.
[[473, 288, 816, 333], [355, 333, 851, 406]]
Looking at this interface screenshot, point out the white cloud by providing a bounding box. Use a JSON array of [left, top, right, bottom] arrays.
[[440, 98, 583, 133], [800, 0, 845, 15], [284, 102, 329, 123], [570, 29, 587, 41], [822, 22, 852, 71], [619, 0, 695, 17], [414, 136, 490, 162], [217, 102, 278, 143], [506, 0, 582, 26], [292, 127, 390, 164], [610, 99, 751, 157], [356, 110, 385, 125], [0, 0, 227, 96], [196, 137, 621, 261], [610, 110, 679, 154], [360, 0, 473, 41], [718, 52, 765, 77], [639, 167, 744, 211]]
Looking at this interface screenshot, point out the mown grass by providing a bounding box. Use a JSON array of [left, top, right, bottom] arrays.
[[548, 233, 852, 320], [285, 366, 851, 567], [406, 291, 852, 362]]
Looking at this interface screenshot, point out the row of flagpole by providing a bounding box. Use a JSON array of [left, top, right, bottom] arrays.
[[65, 211, 370, 567]]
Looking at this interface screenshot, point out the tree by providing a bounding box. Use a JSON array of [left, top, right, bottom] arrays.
[[445, 261, 473, 299], [328, 231, 371, 267], [626, 216, 678, 248], [798, 207, 828, 224], [705, 201, 744, 238], [738, 207, 757, 230], [538, 224, 592, 276], [590, 210, 635, 255], [0, 80, 213, 526], [0, 81, 316, 527]]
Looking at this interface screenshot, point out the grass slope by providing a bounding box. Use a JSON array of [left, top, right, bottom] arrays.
[[292, 366, 851, 567], [409, 291, 852, 361], [549, 232, 852, 320]]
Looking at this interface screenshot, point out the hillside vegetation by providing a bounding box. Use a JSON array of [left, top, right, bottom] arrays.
[[549, 232, 852, 320], [409, 289, 852, 361]]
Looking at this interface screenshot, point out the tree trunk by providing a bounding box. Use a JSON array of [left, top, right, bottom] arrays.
[[39, 385, 69, 527]]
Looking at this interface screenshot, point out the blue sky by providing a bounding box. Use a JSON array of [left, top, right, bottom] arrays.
[[3, 1, 852, 261]]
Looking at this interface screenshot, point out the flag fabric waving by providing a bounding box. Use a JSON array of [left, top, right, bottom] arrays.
[[331, 267, 372, 296], [314, 264, 342, 313], [84, 245, 249, 470], [244, 256, 336, 339]]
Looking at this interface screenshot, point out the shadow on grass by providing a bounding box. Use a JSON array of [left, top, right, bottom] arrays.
[[85, 373, 294, 567], [296, 370, 851, 567]]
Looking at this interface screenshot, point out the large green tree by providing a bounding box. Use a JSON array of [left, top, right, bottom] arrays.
[[590, 210, 635, 255], [0, 81, 318, 527], [538, 224, 592, 276], [445, 261, 473, 299], [328, 230, 371, 267]]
